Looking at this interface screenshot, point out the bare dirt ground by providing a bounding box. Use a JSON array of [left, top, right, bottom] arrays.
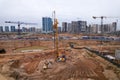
[[0, 47, 120, 80], [0, 33, 120, 80]]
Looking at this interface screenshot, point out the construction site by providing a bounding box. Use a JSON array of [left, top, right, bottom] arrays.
[[0, 13, 120, 80], [0, 34, 120, 80]]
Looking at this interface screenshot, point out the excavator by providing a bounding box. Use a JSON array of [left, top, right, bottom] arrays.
[[53, 11, 66, 62]]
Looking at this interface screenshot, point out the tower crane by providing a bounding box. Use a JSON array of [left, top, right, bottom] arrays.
[[92, 16, 107, 34], [5, 21, 37, 35], [92, 16, 119, 34], [92, 16, 119, 54], [53, 11, 66, 62], [92, 16, 107, 55]]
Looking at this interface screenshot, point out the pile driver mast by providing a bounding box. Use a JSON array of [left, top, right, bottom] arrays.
[[53, 11, 59, 58], [53, 11, 66, 62]]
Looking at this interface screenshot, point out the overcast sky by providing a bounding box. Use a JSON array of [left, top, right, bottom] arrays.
[[0, 0, 120, 29]]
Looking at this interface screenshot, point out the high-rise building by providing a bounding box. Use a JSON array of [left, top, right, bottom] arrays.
[[100, 22, 117, 33], [78, 21, 87, 33], [70, 20, 87, 34], [11, 26, 16, 32], [68, 23, 72, 33], [58, 27, 62, 33], [36, 28, 42, 33], [22, 27, 28, 32], [5, 26, 9, 32], [89, 22, 117, 34], [111, 22, 117, 32], [87, 25, 91, 33], [71, 21, 78, 34], [103, 24, 110, 33], [0, 26, 3, 32], [29, 27, 36, 32], [62, 22, 67, 32], [89, 24, 99, 33], [42, 17, 53, 33]]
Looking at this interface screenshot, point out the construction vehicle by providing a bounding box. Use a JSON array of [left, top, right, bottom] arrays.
[[53, 11, 66, 62], [5, 21, 37, 35]]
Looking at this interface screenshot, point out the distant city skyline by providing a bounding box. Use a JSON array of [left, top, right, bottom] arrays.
[[0, 0, 120, 30]]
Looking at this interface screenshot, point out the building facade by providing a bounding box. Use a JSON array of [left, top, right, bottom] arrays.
[[111, 22, 117, 32], [29, 27, 36, 32], [11, 26, 16, 32], [22, 27, 28, 32], [102, 22, 117, 33], [70, 20, 87, 34], [88, 24, 99, 34], [5, 26, 9, 32], [0, 26, 3, 32], [58, 27, 62, 33], [71, 21, 78, 34], [78, 21, 87, 33], [88, 22, 117, 34], [68, 23, 72, 33], [62, 22, 67, 32], [42, 17, 53, 33]]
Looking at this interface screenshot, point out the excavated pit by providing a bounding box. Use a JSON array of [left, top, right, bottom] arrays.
[[1, 48, 117, 80]]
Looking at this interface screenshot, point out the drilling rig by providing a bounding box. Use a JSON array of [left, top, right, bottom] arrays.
[[53, 11, 66, 62]]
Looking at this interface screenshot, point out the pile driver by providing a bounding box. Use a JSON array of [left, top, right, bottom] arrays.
[[53, 11, 66, 62]]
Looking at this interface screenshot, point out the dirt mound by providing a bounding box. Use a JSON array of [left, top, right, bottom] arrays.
[[25, 49, 107, 80]]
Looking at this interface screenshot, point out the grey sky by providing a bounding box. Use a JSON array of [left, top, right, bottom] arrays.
[[0, 0, 120, 29]]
